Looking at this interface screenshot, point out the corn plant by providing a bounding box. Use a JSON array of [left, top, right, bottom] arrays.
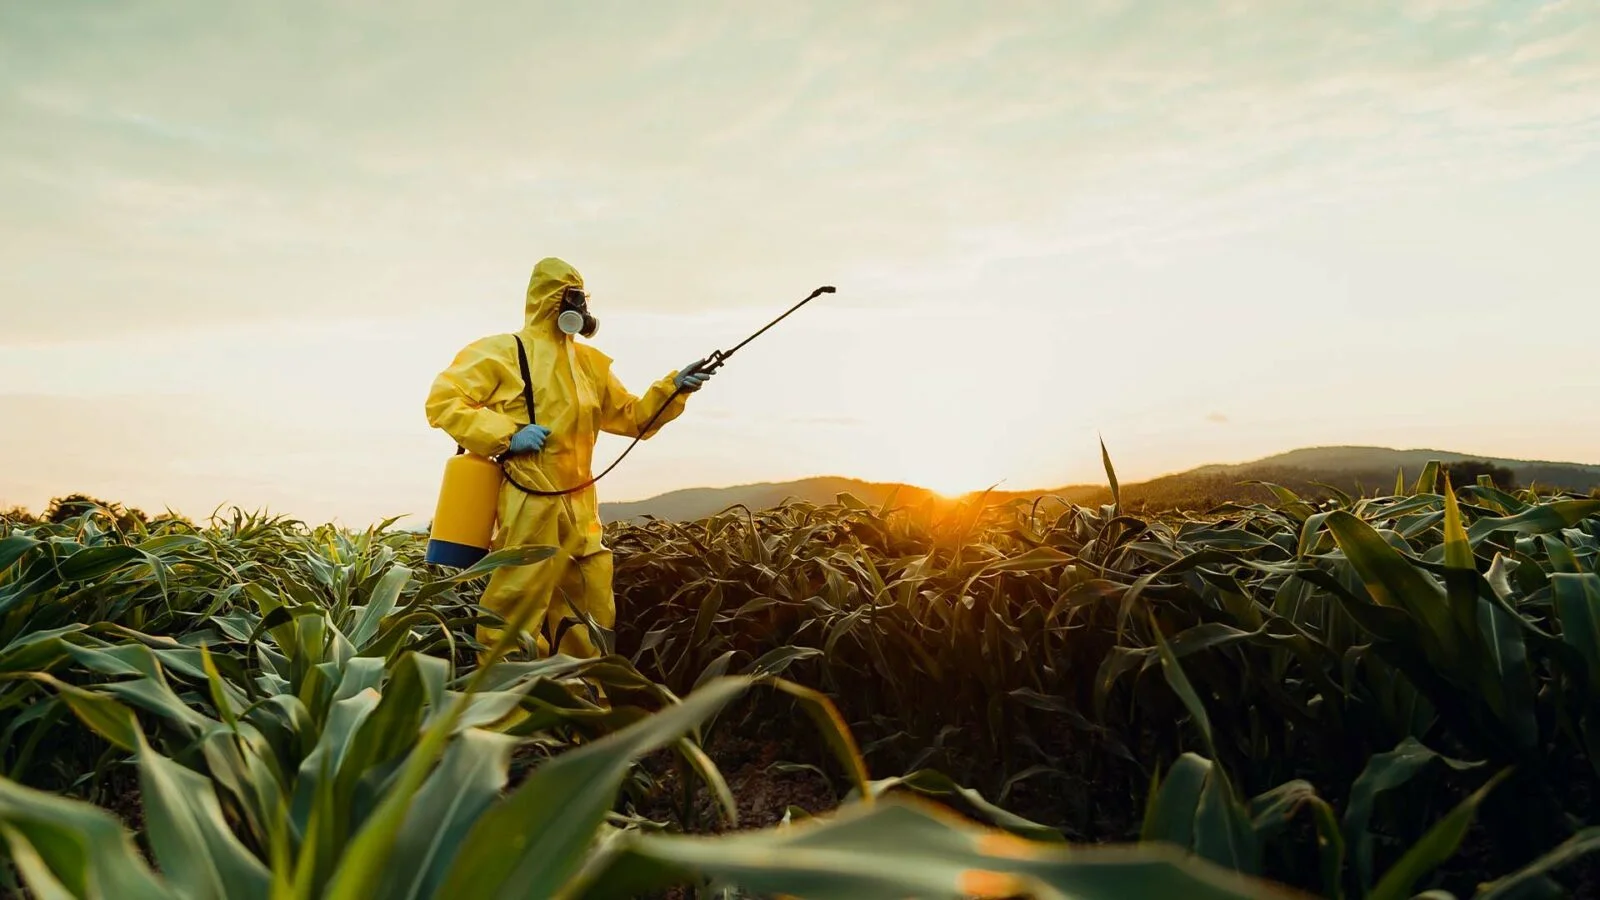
[[1, 642, 1311, 900], [606, 456, 1600, 896], [5, 460, 1600, 898]]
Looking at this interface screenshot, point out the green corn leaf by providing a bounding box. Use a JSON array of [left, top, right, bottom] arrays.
[[1412, 461, 1441, 497], [1461, 484, 1530, 516], [741, 644, 823, 678], [1441, 478, 1474, 571], [339, 653, 444, 776], [1552, 573, 1600, 695], [1150, 624, 1259, 873], [1475, 826, 1600, 899], [1297, 512, 1335, 557], [331, 656, 386, 703], [55, 545, 145, 582], [982, 546, 1076, 573], [289, 689, 382, 839], [768, 678, 872, 801], [101, 672, 219, 737], [195, 729, 279, 863], [0, 776, 175, 899], [199, 644, 242, 729], [1476, 592, 1540, 753], [1142, 753, 1212, 850], [348, 564, 410, 651], [1468, 500, 1600, 545], [136, 734, 273, 900], [1249, 781, 1344, 900], [1, 822, 81, 900], [679, 732, 741, 827], [0, 626, 84, 675], [1342, 737, 1484, 893], [1195, 761, 1260, 875], [34, 674, 143, 753], [1541, 535, 1582, 574], [433, 676, 754, 899], [565, 795, 1300, 900], [1152, 615, 1215, 754], [0, 534, 40, 574], [1439, 480, 1536, 748], [376, 728, 520, 900], [1367, 767, 1511, 900], [1101, 435, 1121, 516], [1147, 622, 1272, 674], [1325, 511, 1461, 674], [863, 769, 1065, 842], [692, 649, 737, 690], [1244, 482, 1316, 523]]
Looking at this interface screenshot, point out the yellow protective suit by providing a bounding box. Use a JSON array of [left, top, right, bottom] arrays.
[[424, 258, 690, 658]]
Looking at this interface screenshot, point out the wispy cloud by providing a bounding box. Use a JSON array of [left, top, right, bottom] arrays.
[[785, 415, 865, 428], [4, 1, 1596, 340], [3, 1, 1599, 519]]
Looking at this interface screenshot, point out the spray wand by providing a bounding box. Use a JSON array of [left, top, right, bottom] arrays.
[[679, 284, 836, 378], [501, 284, 837, 497]]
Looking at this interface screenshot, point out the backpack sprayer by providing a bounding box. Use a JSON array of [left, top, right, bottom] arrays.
[[424, 283, 837, 567]]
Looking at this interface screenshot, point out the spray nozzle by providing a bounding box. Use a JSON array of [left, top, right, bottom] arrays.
[[686, 284, 838, 380]]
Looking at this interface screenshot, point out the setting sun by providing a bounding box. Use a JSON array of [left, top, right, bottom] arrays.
[[902, 461, 998, 496]]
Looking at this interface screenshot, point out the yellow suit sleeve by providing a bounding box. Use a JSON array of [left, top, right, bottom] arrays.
[[425, 336, 521, 458], [598, 364, 689, 439]]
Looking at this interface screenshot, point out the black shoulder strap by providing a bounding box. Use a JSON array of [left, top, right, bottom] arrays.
[[514, 335, 537, 425]]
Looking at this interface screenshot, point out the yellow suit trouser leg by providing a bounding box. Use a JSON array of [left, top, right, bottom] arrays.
[[475, 485, 616, 661], [476, 486, 562, 658], [545, 549, 616, 658]]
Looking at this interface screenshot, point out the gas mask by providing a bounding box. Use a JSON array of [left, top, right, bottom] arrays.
[[556, 286, 599, 337]]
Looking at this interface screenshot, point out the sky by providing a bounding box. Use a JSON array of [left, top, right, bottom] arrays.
[[2, 0, 1598, 526]]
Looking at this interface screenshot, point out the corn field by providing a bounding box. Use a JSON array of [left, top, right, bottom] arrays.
[[3, 454, 1600, 899]]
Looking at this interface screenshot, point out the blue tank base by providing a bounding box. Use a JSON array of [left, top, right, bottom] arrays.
[[425, 539, 489, 568]]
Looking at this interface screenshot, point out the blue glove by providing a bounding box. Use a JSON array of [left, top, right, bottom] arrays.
[[675, 360, 713, 392], [508, 424, 550, 454]]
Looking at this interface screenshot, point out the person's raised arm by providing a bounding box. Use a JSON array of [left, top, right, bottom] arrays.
[[597, 358, 712, 438]]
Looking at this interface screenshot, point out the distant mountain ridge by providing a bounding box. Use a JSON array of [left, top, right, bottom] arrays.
[[1202, 446, 1600, 478], [598, 445, 1600, 523], [599, 477, 945, 524]]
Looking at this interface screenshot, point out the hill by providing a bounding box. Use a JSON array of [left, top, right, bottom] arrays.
[[1212, 446, 1600, 492], [599, 476, 945, 523], [598, 445, 1600, 522]]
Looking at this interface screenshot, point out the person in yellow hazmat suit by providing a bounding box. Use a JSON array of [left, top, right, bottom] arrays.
[[424, 257, 712, 659]]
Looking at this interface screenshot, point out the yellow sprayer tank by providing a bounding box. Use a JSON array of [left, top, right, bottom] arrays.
[[425, 449, 504, 567]]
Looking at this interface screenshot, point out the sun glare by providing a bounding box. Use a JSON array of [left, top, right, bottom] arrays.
[[925, 479, 980, 499], [903, 459, 1004, 499], [870, 383, 1018, 500]]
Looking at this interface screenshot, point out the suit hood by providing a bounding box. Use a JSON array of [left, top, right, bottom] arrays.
[[525, 257, 583, 333]]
